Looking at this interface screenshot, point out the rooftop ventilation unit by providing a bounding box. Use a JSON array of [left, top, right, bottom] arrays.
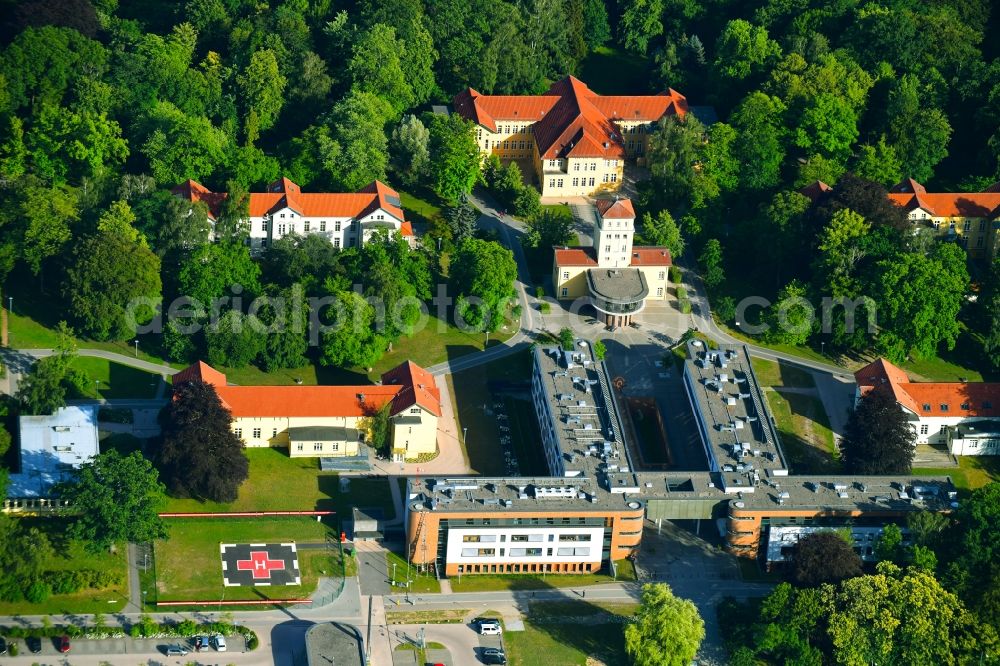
[[778, 491, 791, 499]]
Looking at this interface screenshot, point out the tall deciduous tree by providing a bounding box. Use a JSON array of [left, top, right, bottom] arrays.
[[324, 91, 393, 190], [349, 24, 414, 118], [19, 182, 78, 277], [158, 380, 250, 503], [765, 280, 813, 346], [15, 323, 77, 415], [582, 0, 611, 49], [842, 389, 915, 474], [522, 208, 575, 249], [390, 114, 431, 186], [63, 232, 162, 341], [794, 93, 858, 161], [713, 20, 781, 81], [730, 93, 787, 190], [698, 238, 725, 291], [980, 258, 1000, 371], [237, 49, 286, 142], [619, 0, 664, 55], [852, 136, 903, 187], [638, 210, 685, 257], [205, 310, 265, 368], [57, 450, 168, 551], [451, 238, 518, 332], [141, 102, 230, 185], [886, 75, 952, 182], [176, 241, 261, 309], [625, 583, 705, 666], [426, 112, 481, 203], [319, 290, 388, 368]]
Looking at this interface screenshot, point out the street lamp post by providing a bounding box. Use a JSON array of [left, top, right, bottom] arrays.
[[142, 589, 147, 610], [6, 296, 11, 314], [392, 561, 397, 587], [462, 427, 468, 442], [133, 339, 139, 358], [821, 341, 826, 356]]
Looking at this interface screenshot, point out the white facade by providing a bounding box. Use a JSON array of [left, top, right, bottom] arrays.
[[594, 212, 634, 268], [446, 526, 604, 569], [248, 206, 404, 252]]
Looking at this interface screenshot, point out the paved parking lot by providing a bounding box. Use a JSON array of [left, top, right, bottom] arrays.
[[0, 633, 246, 660]]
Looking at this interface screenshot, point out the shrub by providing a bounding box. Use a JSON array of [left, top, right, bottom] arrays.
[[593, 340, 607, 360], [559, 327, 575, 350], [8, 642, 17, 656], [25, 581, 51, 604], [676, 286, 688, 300], [679, 298, 692, 314], [535, 286, 544, 298], [539, 302, 551, 314], [669, 266, 683, 283], [246, 631, 260, 650]]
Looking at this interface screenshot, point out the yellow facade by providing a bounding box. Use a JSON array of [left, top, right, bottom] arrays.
[[390, 406, 439, 459], [552, 263, 669, 302], [905, 210, 999, 259]]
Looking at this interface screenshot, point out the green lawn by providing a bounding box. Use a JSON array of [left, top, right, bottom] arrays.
[[764, 389, 839, 474], [449, 560, 635, 592], [505, 613, 630, 666], [578, 46, 654, 95], [0, 519, 129, 615], [385, 549, 441, 594], [717, 323, 832, 366], [70, 356, 162, 398], [153, 516, 333, 601], [750, 358, 817, 389], [914, 455, 1000, 493], [161, 447, 397, 522], [446, 350, 546, 474], [900, 330, 991, 381], [399, 189, 444, 229], [99, 432, 144, 456]]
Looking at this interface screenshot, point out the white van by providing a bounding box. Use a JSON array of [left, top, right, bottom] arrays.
[[479, 620, 502, 636]]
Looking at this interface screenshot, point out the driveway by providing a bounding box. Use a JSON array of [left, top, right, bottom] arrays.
[[357, 550, 392, 597], [392, 624, 473, 665]]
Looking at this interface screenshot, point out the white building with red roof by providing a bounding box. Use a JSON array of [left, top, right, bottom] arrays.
[[854, 358, 1000, 455], [551, 197, 671, 326], [173, 359, 440, 463], [172, 177, 413, 253], [453, 75, 688, 197]]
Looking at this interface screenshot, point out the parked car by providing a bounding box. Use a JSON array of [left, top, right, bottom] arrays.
[[166, 645, 189, 656], [482, 647, 507, 665], [195, 635, 210, 651], [0, 637, 7, 655], [59, 635, 71, 653], [212, 634, 227, 652], [26, 636, 42, 654], [478, 619, 502, 636]]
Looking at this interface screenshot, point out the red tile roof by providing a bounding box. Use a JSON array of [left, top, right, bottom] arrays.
[[855, 358, 1000, 418], [629, 247, 672, 267], [453, 76, 687, 160], [174, 178, 410, 233], [171, 179, 227, 221], [553, 245, 671, 268], [799, 180, 831, 202], [596, 198, 636, 219], [889, 177, 927, 194], [381, 360, 442, 417], [554, 247, 599, 267], [887, 191, 1000, 218], [173, 360, 439, 418]]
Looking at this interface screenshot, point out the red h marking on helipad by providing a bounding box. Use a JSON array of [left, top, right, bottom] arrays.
[[235, 551, 286, 579]]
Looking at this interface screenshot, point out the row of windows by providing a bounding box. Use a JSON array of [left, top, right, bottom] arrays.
[[293, 443, 341, 452], [263, 220, 344, 232], [458, 516, 597, 526], [573, 162, 599, 172], [457, 562, 596, 574], [459, 546, 591, 558], [921, 401, 992, 413], [909, 214, 991, 233], [236, 428, 279, 439]]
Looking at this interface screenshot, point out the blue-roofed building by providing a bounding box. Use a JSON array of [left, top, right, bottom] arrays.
[[7, 405, 100, 499]]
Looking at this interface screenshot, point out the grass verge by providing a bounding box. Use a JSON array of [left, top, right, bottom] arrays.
[[70, 356, 162, 399], [161, 448, 396, 522], [449, 563, 634, 593], [154, 516, 333, 601], [385, 549, 441, 594], [750, 358, 817, 389], [764, 388, 839, 474], [913, 455, 1000, 493]]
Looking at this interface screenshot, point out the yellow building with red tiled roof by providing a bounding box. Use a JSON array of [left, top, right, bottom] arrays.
[[453, 76, 688, 197], [886, 177, 1000, 259]]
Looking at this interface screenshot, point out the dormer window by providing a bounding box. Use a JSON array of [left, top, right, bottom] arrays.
[[960, 402, 970, 410], [940, 404, 949, 412], [280, 213, 286, 218], [922, 404, 931, 412]]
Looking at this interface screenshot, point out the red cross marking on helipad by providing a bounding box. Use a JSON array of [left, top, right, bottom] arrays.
[[235, 551, 286, 579]]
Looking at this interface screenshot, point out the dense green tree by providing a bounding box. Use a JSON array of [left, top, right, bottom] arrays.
[[814, 208, 870, 296], [875, 243, 968, 361], [874, 523, 904, 564], [57, 450, 168, 551], [980, 258, 1000, 371], [261, 233, 341, 291], [289, 51, 333, 102], [26, 104, 128, 183], [63, 232, 161, 341], [357, 231, 432, 340], [97, 200, 146, 247], [426, 112, 481, 203], [322, 91, 392, 190], [257, 293, 309, 372], [886, 75, 952, 182], [141, 102, 230, 185], [0, 515, 53, 603], [765, 280, 813, 346], [811, 173, 908, 232], [852, 136, 903, 187], [176, 242, 261, 309], [513, 185, 541, 219], [135, 191, 210, 259], [637, 210, 684, 257], [205, 310, 265, 368], [842, 389, 915, 474], [0, 114, 27, 183], [730, 93, 787, 190], [319, 290, 388, 368], [522, 208, 575, 249], [237, 49, 286, 141], [625, 583, 705, 666], [619, 0, 664, 55], [349, 24, 414, 118], [646, 115, 704, 210], [158, 380, 250, 503], [713, 20, 781, 81], [794, 93, 857, 160], [698, 238, 725, 291], [451, 238, 517, 332], [14, 324, 77, 415], [582, 0, 612, 49], [792, 531, 862, 587], [794, 153, 845, 189], [390, 114, 431, 186], [19, 182, 79, 276], [1, 26, 107, 111]]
